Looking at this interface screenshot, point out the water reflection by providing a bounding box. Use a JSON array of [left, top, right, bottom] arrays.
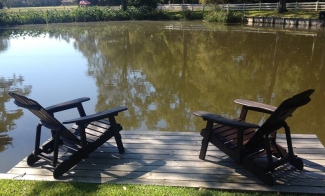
[[74, 22, 325, 143], [0, 22, 325, 145], [0, 39, 9, 54], [0, 75, 32, 152]]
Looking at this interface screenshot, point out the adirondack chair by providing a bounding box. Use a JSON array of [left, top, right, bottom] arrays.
[[193, 89, 314, 185], [8, 92, 128, 179]]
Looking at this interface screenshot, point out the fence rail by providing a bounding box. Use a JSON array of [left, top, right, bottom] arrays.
[[157, 2, 325, 11]]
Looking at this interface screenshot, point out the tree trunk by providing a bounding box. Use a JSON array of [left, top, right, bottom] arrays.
[[278, 0, 287, 13], [121, 0, 127, 10]]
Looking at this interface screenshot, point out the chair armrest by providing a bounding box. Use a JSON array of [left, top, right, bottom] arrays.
[[62, 106, 128, 124], [193, 111, 260, 129], [45, 97, 90, 114], [234, 99, 277, 114]]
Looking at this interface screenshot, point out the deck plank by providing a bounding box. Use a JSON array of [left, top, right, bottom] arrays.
[[1, 132, 325, 194]]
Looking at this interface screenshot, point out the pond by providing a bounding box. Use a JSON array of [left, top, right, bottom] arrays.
[[0, 21, 325, 173]]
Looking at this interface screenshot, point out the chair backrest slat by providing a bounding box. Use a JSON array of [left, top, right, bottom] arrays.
[[8, 92, 79, 141], [9, 92, 62, 128], [245, 89, 314, 148]]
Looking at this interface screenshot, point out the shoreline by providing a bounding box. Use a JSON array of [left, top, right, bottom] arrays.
[[246, 16, 324, 27]]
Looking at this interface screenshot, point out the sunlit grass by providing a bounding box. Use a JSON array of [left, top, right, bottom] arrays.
[[245, 10, 319, 19], [0, 179, 308, 196]]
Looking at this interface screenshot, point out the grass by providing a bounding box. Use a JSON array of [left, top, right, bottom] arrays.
[[0, 179, 308, 196], [245, 10, 319, 19], [165, 10, 204, 20]]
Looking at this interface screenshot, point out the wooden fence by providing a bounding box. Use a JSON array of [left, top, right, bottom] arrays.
[[157, 2, 325, 11]]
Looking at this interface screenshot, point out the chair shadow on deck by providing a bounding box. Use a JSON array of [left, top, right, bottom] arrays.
[[204, 152, 325, 187], [272, 158, 325, 186], [26, 142, 167, 183], [66, 143, 166, 183]]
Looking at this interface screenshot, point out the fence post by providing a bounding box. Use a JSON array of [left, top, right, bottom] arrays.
[[227, 3, 229, 11], [316, 1, 318, 11], [259, 1, 261, 11], [243, 3, 245, 11], [192, 3, 193, 11], [295, 1, 297, 10]]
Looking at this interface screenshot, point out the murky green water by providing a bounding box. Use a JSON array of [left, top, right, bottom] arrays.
[[1, 21, 325, 172]]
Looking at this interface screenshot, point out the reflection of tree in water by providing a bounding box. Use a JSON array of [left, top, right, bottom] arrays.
[[0, 75, 32, 152], [61, 23, 324, 134], [0, 39, 9, 54], [2, 24, 325, 140]]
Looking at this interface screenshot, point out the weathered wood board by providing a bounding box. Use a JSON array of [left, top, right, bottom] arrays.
[[0, 131, 324, 194]]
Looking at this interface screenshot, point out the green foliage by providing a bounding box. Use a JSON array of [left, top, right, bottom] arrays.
[[204, 10, 245, 23], [0, 6, 252, 26], [181, 10, 203, 20], [0, 6, 174, 26]]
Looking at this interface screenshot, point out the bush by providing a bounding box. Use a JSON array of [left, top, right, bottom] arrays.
[[0, 8, 248, 26], [204, 10, 245, 23]]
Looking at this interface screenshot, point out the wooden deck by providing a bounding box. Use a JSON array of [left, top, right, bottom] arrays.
[[1, 131, 325, 194]]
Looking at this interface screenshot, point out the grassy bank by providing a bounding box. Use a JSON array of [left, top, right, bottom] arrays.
[[245, 10, 319, 19], [0, 179, 302, 196]]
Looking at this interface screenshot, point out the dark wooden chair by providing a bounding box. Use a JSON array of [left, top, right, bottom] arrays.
[[8, 92, 128, 179], [193, 89, 314, 185]]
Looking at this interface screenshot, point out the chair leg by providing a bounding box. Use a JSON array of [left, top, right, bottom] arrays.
[[77, 124, 89, 158], [114, 133, 125, 154], [199, 121, 213, 160], [283, 123, 294, 157], [27, 153, 40, 166], [264, 136, 275, 172], [34, 123, 42, 157], [27, 123, 43, 166], [53, 150, 84, 179], [109, 116, 125, 154], [53, 130, 61, 167]]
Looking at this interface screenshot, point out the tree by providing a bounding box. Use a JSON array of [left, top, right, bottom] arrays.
[[0, 75, 32, 152], [278, 0, 287, 13], [121, 0, 127, 10], [0, 0, 4, 9]]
